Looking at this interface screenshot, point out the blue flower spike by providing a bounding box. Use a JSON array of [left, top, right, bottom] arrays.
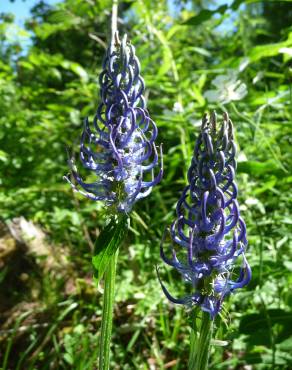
[[158, 111, 251, 319], [65, 32, 163, 213]]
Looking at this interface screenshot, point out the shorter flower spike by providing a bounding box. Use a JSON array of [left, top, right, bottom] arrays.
[[159, 111, 251, 318], [65, 33, 162, 213]]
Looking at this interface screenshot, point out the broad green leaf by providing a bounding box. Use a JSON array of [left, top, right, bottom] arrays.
[[248, 33, 292, 62], [70, 64, 88, 82], [60, 60, 88, 81], [237, 160, 284, 176], [278, 337, 292, 351], [240, 309, 292, 336], [18, 60, 34, 70], [232, 0, 292, 10], [0, 150, 8, 163], [92, 216, 128, 283], [34, 11, 81, 40], [182, 5, 228, 26]]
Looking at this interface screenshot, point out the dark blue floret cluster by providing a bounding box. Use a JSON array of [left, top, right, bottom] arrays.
[[159, 112, 251, 318], [65, 33, 162, 213]]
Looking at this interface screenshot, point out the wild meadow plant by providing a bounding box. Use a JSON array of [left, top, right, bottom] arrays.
[[65, 3, 162, 368], [158, 111, 251, 369], [65, 2, 251, 369]]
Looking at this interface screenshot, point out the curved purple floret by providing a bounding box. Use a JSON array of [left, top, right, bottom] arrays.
[[159, 111, 251, 318], [65, 33, 162, 213]]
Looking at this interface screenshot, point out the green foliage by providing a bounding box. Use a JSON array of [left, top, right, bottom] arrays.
[[0, 0, 291, 369], [92, 216, 128, 284], [183, 4, 228, 26]]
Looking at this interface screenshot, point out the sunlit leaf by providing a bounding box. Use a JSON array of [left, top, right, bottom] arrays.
[[182, 5, 228, 26]]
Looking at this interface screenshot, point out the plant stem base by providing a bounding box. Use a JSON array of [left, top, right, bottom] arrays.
[[188, 311, 213, 370], [98, 250, 118, 370]]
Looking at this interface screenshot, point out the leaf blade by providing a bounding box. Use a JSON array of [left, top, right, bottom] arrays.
[[92, 216, 128, 283]]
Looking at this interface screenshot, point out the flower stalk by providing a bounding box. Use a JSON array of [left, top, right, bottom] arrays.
[[189, 312, 213, 370], [65, 0, 162, 367], [98, 247, 118, 370], [98, 4, 119, 367]]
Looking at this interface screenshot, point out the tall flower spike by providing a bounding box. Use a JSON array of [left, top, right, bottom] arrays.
[[65, 32, 163, 213], [159, 111, 251, 319]]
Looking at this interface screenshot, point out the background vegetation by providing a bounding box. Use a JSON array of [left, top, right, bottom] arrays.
[[0, 0, 291, 369]]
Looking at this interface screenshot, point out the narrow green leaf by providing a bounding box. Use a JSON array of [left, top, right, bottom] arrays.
[[92, 216, 128, 283]]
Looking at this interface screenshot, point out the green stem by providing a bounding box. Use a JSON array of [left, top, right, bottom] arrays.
[[188, 325, 198, 370], [188, 311, 213, 370], [98, 249, 118, 370]]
